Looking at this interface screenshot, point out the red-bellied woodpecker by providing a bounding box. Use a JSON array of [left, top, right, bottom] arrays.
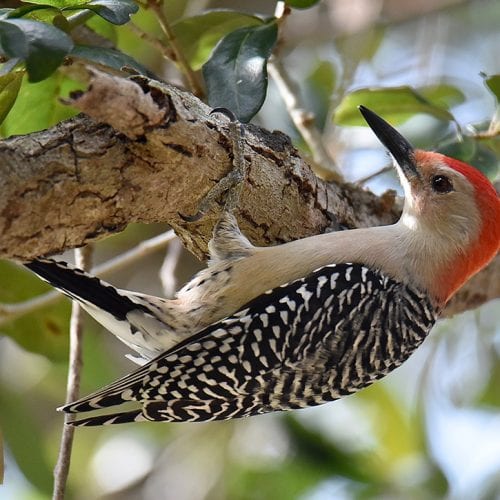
[[25, 106, 500, 426]]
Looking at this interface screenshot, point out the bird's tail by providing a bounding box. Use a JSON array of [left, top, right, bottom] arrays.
[[25, 259, 148, 321], [69, 410, 147, 426]]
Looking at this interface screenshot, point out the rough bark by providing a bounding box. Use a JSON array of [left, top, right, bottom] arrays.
[[0, 70, 497, 316]]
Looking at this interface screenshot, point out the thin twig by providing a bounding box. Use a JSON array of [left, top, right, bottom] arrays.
[[147, 0, 204, 97], [268, 60, 342, 181], [53, 246, 93, 500], [127, 21, 175, 60], [474, 127, 500, 139], [269, 2, 342, 181], [0, 230, 176, 326], [356, 164, 392, 185]]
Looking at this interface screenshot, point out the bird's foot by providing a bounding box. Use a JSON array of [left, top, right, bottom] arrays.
[[180, 108, 247, 222]]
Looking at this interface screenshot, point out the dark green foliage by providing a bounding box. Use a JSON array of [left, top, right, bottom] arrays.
[[203, 22, 278, 123]]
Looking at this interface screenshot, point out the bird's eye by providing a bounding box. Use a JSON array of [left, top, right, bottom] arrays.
[[431, 175, 454, 194]]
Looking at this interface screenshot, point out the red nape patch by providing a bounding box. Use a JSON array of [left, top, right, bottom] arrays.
[[441, 155, 500, 244], [429, 153, 500, 302]]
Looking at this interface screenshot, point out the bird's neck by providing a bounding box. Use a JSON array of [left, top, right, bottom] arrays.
[[315, 221, 472, 306]]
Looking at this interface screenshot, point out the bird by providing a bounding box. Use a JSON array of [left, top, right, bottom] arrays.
[[24, 106, 500, 426]]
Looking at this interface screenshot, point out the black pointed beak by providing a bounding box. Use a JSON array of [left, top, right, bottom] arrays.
[[358, 105, 420, 182]]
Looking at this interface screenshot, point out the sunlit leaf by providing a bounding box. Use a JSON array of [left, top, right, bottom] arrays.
[[1, 4, 61, 20], [23, 0, 138, 24], [10, 6, 71, 31], [0, 18, 73, 82], [1, 70, 81, 136], [0, 71, 23, 124], [334, 85, 462, 126], [203, 22, 278, 123], [17, 0, 82, 6], [172, 10, 263, 70]]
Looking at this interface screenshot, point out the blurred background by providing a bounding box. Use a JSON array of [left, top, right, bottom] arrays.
[[0, 0, 499, 498]]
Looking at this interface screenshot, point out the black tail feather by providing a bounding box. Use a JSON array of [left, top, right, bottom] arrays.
[[69, 410, 146, 426], [25, 259, 148, 320]]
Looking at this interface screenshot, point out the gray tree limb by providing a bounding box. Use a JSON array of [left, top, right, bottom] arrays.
[[0, 71, 497, 317]]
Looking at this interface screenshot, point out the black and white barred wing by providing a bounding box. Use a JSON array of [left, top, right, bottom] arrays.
[[61, 263, 437, 426]]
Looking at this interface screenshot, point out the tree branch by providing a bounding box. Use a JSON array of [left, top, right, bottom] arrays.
[[0, 70, 399, 261], [0, 70, 497, 316]]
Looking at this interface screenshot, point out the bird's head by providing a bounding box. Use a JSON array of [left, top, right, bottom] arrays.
[[359, 105, 500, 304]]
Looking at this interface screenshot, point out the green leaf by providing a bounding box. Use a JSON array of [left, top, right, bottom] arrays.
[[334, 85, 462, 126], [17, 0, 79, 6], [23, 0, 138, 24], [285, 0, 321, 8], [2, 4, 60, 20], [483, 73, 500, 102], [71, 44, 151, 75], [203, 22, 278, 123], [419, 84, 465, 109], [1, 70, 81, 136], [0, 71, 23, 124], [84, 0, 138, 25], [3, 4, 70, 33], [172, 10, 263, 70], [304, 60, 336, 129], [0, 18, 73, 82]]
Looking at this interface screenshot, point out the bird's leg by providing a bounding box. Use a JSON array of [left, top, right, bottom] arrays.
[[180, 108, 247, 222]]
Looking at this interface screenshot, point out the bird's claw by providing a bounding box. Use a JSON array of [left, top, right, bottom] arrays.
[[181, 107, 247, 223]]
